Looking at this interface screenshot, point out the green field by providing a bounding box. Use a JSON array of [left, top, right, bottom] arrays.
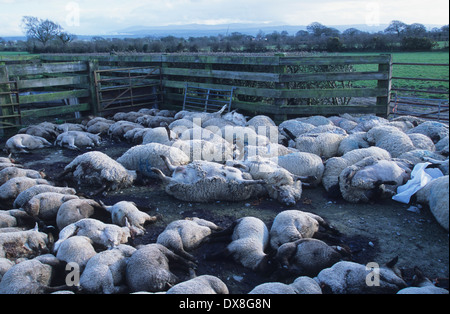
[[341, 52, 449, 98]]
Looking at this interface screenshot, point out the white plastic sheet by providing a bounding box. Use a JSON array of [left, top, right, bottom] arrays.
[[392, 162, 444, 204]]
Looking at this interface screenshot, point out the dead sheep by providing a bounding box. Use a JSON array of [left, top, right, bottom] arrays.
[[13, 185, 76, 209], [0, 177, 50, 208], [269, 210, 335, 250], [337, 132, 370, 155], [397, 267, 449, 294], [270, 152, 325, 187], [169, 118, 195, 135], [314, 257, 407, 294], [60, 151, 137, 194], [406, 121, 449, 144], [113, 111, 146, 122], [166, 275, 229, 294], [244, 143, 297, 159], [125, 243, 196, 293], [22, 192, 79, 221], [141, 126, 176, 146], [117, 143, 190, 178], [0, 254, 69, 294], [339, 156, 411, 203], [0, 209, 36, 229], [79, 244, 136, 294], [54, 218, 132, 252], [56, 199, 104, 230], [290, 132, 346, 159], [135, 115, 175, 128], [415, 175, 449, 231], [248, 276, 322, 294], [86, 119, 115, 135], [151, 158, 266, 203], [210, 217, 273, 272], [435, 135, 449, 155], [55, 235, 97, 270], [174, 104, 228, 126], [275, 238, 347, 277], [366, 126, 417, 158], [123, 127, 153, 144], [0, 167, 45, 185], [57, 123, 86, 133], [279, 120, 315, 143], [0, 226, 51, 260], [108, 121, 144, 140], [172, 139, 233, 163], [156, 217, 222, 261], [223, 109, 247, 126], [407, 133, 436, 151], [18, 122, 60, 142], [322, 146, 391, 197], [55, 131, 101, 151], [227, 157, 310, 206], [4, 134, 52, 154], [221, 126, 271, 151], [246, 115, 277, 141], [101, 201, 158, 236], [0, 258, 14, 281]]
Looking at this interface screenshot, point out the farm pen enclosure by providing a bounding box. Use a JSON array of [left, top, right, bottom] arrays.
[[0, 53, 448, 294], [1, 53, 394, 133]]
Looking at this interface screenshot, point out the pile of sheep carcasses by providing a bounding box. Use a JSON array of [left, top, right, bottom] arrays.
[[0, 105, 448, 294]]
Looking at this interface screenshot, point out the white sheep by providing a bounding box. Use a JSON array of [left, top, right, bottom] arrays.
[[135, 115, 175, 128], [79, 244, 136, 294], [0, 225, 50, 260], [117, 143, 190, 178], [55, 131, 101, 150], [415, 175, 449, 231], [61, 151, 137, 194], [113, 111, 146, 122], [141, 126, 176, 146], [152, 158, 266, 203], [101, 201, 158, 236], [108, 120, 144, 140], [156, 217, 222, 261], [0, 167, 45, 185], [367, 125, 416, 158], [0, 257, 14, 281], [291, 132, 346, 159], [406, 121, 449, 144], [18, 122, 60, 142], [56, 198, 103, 230], [339, 156, 411, 203], [166, 275, 229, 294], [4, 134, 52, 154], [269, 210, 334, 250], [223, 109, 247, 126], [0, 209, 36, 229], [397, 267, 449, 294], [0, 255, 68, 294], [337, 132, 369, 155], [212, 217, 273, 272], [408, 133, 436, 151], [13, 185, 76, 209], [0, 177, 50, 208], [275, 238, 346, 277], [248, 276, 322, 294], [86, 119, 115, 136], [125, 243, 196, 292], [227, 157, 309, 206], [22, 192, 79, 221], [270, 152, 325, 187], [246, 115, 277, 142], [314, 258, 407, 294], [322, 146, 391, 196], [55, 235, 97, 270], [54, 218, 132, 251], [57, 123, 86, 133]]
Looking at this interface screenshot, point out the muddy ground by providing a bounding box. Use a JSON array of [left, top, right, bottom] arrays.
[[1, 139, 448, 294]]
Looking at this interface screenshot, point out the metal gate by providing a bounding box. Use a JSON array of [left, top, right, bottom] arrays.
[[94, 66, 162, 113]]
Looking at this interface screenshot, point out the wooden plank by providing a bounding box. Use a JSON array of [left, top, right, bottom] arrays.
[[164, 80, 386, 99], [21, 103, 91, 118], [17, 75, 89, 89], [280, 55, 392, 66], [162, 67, 279, 82], [20, 89, 90, 104], [7, 62, 88, 76], [280, 71, 388, 82]]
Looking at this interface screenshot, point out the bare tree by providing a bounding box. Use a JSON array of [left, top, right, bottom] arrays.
[[22, 16, 61, 47], [384, 20, 407, 37]]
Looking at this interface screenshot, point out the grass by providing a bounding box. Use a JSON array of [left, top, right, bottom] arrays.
[[339, 52, 449, 98]]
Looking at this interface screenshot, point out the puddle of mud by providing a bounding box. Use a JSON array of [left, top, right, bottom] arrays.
[[2, 140, 449, 293]]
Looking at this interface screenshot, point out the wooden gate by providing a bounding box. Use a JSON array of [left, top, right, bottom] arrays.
[[94, 66, 163, 114]]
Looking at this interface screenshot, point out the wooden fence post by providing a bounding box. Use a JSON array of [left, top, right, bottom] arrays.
[[376, 54, 393, 117], [0, 64, 16, 136], [273, 53, 288, 122], [88, 60, 99, 115]]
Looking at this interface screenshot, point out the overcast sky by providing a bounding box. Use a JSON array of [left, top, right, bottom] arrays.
[[0, 0, 448, 36]]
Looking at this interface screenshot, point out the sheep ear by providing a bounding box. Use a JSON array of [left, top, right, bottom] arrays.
[[386, 256, 399, 268], [33, 223, 39, 231]]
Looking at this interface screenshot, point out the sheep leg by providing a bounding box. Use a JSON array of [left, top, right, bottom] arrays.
[[90, 184, 108, 196], [207, 220, 238, 243], [159, 155, 178, 173]]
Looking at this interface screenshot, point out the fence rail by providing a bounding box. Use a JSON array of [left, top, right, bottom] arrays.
[[1, 53, 395, 134]]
